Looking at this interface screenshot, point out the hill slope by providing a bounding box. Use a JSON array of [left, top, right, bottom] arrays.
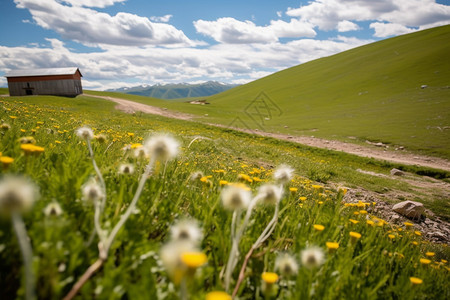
[[91, 25, 450, 158], [190, 25, 450, 157], [108, 81, 238, 99]]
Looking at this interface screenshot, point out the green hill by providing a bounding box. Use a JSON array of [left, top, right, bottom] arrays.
[[86, 26, 450, 158]]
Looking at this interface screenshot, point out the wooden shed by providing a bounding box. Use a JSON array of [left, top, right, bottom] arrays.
[[5, 67, 83, 97]]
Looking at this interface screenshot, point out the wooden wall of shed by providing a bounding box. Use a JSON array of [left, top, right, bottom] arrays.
[[8, 79, 83, 97]]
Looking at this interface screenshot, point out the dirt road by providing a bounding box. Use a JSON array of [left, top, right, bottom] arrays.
[[91, 94, 450, 172]]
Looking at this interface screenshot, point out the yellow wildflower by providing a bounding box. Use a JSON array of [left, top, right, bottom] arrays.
[[350, 231, 361, 243], [349, 219, 359, 224], [420, 258, 431, 265], [206, 291, 232, 300], [313, 224, 325, 231], [261, 272, 278, 284], [326, 242, 339, 252], [410, 277, 423, 285], [425, 252, 435, 257], [180, 252, 207, 268]]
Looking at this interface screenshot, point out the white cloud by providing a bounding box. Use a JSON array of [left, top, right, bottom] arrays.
[[337, 20, 360, 32], [276, 11, 282, 18], [14, 0, 194, 47], [60, 0, 126, 8], [286, 0, 450, 33], [0, 34, 372, 90], [370, 22, 416, 37], [194, 17, 315, 44], [150, 14, 173, 23]]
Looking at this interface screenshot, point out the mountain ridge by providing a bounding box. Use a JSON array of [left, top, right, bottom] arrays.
[[107, 81, 238, 99]]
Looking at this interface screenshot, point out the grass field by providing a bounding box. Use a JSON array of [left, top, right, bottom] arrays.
[[84, 25, 450, 159], [0, 94, 448, 299]]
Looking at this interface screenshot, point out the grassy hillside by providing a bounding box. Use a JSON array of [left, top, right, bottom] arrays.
[[96, 25, 450, 158], [0, 94, 449, 299]]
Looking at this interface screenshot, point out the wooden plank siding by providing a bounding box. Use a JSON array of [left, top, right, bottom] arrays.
[[6, 68, 83, 97]]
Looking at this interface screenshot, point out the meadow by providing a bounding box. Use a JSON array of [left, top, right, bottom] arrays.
[[0, 94, 449, 299]]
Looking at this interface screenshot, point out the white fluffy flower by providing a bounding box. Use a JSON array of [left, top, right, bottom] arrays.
[[301, 246, 325, 269], [81, 180, 104, 203], [0, 176, 39, 214], [257, 184, 283, 205], [44, 202, 63, 217], [144, 134, 180, 161], [273, 165, 294, 183], [170, 219, 203, 245], [76, 127, 94, 140], [118, 163, 135, 175], [275, 253, 298, 276], [133, 146, 149, 159], [221, 184, 251, 211], [160, 240, 196, 283]]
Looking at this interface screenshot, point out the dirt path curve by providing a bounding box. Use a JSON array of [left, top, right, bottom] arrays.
[[92, 94, 450, 172]]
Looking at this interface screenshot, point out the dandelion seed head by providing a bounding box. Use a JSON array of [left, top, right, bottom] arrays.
[[1, 123, 11, 130], [221, 185, 251, 211], [0, 176, 39, 215], [160, 240, 196, 283], [144, 134, 180, 161], [301, 246, 325, 269], [44, 202, 63, 217], [273, 165, 294, 183], [82, 180, 104, 203], [189, 171, 204, 181], [257, 184, 283, 205], [133, 146, 149, 159], [275, 253, 298, 276], [118, 163, 135, 175], [76, 127, 94, 140], [170, 219, 203, 245]]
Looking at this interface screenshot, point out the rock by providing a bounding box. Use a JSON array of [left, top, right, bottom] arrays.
[[392, 201, 424, 219], [390, 168, 405, 176], [431, 231, 446, 240], [421, 85, 428, 89], [375, 142, 384, 147]]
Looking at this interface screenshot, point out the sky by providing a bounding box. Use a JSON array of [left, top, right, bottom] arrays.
[[0, 0, 449, 90]]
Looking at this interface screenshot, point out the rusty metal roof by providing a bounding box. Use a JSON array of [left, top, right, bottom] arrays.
[[5, 67, 82, 77]]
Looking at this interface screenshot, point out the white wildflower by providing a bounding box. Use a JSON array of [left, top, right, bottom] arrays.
[[43, 202, 63, 217], [189, 171, 204, 181], [160, 240, 196, 283], [275, 253, 298, 276], [221, 184, 251, 211], [273, 165, 294, 184], [76, 127, 94, 140], [257, 184, 283, 205], [133, 146, 149, 159], [0, 176, 39, 215], [144, 134, 180, 161], [81, 180, 104, 203], [118, 163, 135, 175], [301, 246, 325, 269], [170, 219, 203, 245]]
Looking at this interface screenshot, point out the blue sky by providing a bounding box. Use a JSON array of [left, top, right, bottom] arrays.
[[1, 0, 449, 90]]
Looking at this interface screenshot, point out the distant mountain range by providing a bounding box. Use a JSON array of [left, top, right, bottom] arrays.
[[107, 81, 239, 99]]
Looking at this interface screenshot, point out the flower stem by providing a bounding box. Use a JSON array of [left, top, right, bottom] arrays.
[[12, 212, 35, 300], [101, 157, 155, 259]]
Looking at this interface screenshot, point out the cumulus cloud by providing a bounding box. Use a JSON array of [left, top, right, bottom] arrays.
[[286, 0, 450, 32], [370, 22, 416, 37], [150, 14, 173, 23], [60, 0, 126, 8], [194, 17, 315, 44], [337, 20, 360, 32], [0, 34, 372, 89], [14, 0, 194, 47]]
